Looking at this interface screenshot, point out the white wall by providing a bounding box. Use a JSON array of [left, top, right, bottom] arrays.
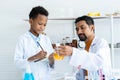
[[0, 0, 120, 80]]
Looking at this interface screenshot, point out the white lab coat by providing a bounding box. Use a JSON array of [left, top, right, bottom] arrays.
[[14, 31, 54, 80], [70, 37, 112, 79]]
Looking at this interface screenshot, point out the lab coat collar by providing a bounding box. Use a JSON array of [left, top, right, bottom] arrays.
[[90, 37, 97, 47], [28, 31, 41, 41], [28, 31, 42, 47]]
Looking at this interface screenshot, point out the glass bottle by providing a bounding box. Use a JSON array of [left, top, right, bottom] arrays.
[[65, 37, 71, 46], [24, 64, 34, 80], [72, 38, 78, 48]]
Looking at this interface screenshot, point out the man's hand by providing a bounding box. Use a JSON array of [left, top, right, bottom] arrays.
[[28, 51, 47, 62], [58, 45, 73, 56]]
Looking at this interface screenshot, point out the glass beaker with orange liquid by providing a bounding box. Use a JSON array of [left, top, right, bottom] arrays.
[[53, 43, 64, 60], [53, 52, 64, 60]]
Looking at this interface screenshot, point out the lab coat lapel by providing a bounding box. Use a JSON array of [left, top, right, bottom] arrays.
[[89, 37, 97, 53], [39, 35, 46, 51]]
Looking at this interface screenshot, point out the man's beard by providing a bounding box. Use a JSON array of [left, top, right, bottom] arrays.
[[78, 33, 87, 41]]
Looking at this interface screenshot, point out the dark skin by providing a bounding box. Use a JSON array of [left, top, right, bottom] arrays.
[[59, 20, 95, 56], [75, 20, 94, 52], [27, 14, 54, 65]]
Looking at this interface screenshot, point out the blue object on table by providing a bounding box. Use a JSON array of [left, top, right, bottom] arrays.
[[24, 73, 34, 80], [24, 64, 34, 80]]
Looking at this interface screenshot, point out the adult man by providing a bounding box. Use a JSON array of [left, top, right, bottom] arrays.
[[59, 15, 111, 80], [14, 6, 54, 80]]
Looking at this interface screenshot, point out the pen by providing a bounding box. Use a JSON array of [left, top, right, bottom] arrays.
[[37, 42, 49, 57], [34, 42, 44, 62], [37, 42, 44, 51]]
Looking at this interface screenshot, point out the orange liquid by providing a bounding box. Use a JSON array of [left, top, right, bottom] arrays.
[[53, 53, 64, 60]]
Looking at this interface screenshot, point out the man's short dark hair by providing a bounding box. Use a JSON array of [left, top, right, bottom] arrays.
[[75, 15, 94, 26], [29, 6, 49, 19]]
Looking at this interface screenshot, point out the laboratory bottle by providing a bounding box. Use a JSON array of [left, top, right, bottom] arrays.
[[24, 64, 34, 80]]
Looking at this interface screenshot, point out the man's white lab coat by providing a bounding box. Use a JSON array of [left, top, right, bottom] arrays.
[[14, 31, 54, 80], [70, 37, 111, 79]]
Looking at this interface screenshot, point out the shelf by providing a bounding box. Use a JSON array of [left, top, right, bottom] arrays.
[[23, 18, 75, 21], [49, 16, 120, 20], [23, 16, 120, 21], [48, 17, 105, 20], [48, 18, 75, 20], [109, 43, 120, 48]]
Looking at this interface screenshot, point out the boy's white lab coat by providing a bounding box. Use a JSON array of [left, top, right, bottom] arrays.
[[14, 31, 54, 80], [70, 37, 111, 79]]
